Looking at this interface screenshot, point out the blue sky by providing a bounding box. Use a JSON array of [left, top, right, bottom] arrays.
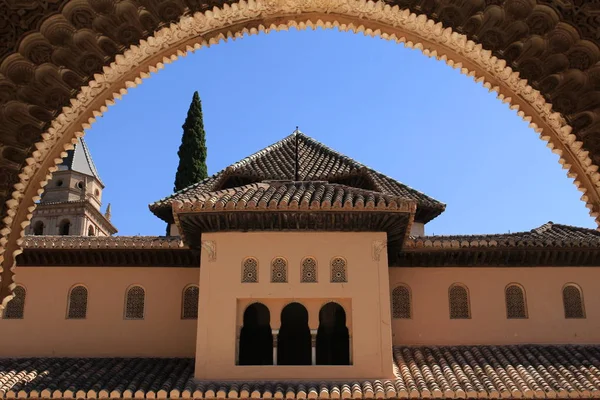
[[85, 28, 596, 236]]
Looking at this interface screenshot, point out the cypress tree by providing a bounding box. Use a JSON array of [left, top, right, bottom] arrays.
[[174, 91, 208, 192]]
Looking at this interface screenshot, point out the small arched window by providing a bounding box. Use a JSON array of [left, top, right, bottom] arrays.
[[563, 284, 585, 319], [125, 286, 145, 319], [505, 284, 527, 319], [392, 285, 411, 319], [271, 257, 288, 283], [182, 285, 199, 319], [33, 221, 44, 236], [449, 284, 470, 319], [67, 285, 88, 319], [330, 257, 347, 283], [88, 225, 95, 236], [242, 257, 258, 283], [59, 219, 71, 236], [3, 285, 26, 319], [301, 257, 317, 283]]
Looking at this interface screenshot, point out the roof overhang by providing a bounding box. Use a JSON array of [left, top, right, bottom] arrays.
[[17, 236, 199, 267], [172, 183, 417, 262]]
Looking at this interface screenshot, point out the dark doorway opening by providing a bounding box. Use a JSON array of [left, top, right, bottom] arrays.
[[278, 302, 311, 365], [59, 220, 70, 236], [33, 221, 44, 235], [238, 302, 273, 365], [316, 302, 350, 365]]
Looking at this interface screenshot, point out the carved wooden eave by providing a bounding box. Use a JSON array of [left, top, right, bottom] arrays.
[[396, 222, 600, 267], [394, 247, 600, 267], [17, 235, 199, 267], [171, 182, 417, 261]]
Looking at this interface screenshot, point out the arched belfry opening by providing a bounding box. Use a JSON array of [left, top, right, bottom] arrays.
[[238, 303, 273, 365], [277, 302, 311, 365], [316, 302, 350, 365]]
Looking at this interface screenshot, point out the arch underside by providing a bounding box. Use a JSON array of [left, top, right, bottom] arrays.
[[0, 0, 600, 305]]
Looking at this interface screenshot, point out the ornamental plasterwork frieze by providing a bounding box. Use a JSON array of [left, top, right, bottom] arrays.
[[1, 0, 600, 307], [372, 240, 387, 261], [201, 240, 217, 261]]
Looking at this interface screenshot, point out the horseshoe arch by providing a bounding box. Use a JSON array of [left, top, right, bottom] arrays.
[[0, 0, 599, 306]]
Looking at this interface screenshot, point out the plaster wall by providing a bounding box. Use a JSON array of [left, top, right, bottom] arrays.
[[195, 231, 394, 381], [389, 267, 600, 345], [0, 267, 199, 357]]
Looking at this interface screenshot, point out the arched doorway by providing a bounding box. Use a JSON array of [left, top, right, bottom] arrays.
[[239, 303, 273, 365], [277, 302, 311, 365], [59, 220, 71, 236], [316, 302, 350, 365]]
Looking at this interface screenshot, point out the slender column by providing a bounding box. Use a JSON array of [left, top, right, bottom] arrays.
[[235, 326, 241, 365], [272, 329, 279, 365], [311, 329, 318, 365]]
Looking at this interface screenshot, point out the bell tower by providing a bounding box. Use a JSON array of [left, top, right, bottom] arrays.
[[27, 137, 117, 237]]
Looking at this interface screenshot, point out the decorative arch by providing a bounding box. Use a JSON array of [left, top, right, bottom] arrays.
[[505, 283, 528, 319], [278, 302, 311, 365], [316, 302, 350, 365], [448, 283, 470, 319], [181, 285, 199, 319], [124, 285, 145, 320], [391, 284, 411, 319], [238, 302, 273, 365], [87, 225, 95, 236], [2, 0, 600, 307], [67, 285, 88, 319], [562, 283, 585, 319], [2, 285, 25, 319]]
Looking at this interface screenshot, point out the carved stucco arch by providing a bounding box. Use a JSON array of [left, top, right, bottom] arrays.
[[1, 0, 600, 306]]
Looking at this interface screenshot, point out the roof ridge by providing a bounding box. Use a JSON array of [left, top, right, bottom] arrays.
[[297, 133, 444, 207], [79, 137, 103, 184]]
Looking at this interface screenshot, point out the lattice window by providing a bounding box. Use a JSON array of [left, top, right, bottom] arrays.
[[182, 286, 199, 319], [67, 286, 88, 319], [242, 258, 258, 283], [271, 257, 288, 283], [330, 257, 347, 283], [392, 285, 411, 319], [3, 286, 26, 319], [301, 257, 317, 283], [505, 284, 527, 319], [563, 284, 585, 319], [125, 286, 145, 319], [449, 284, 470, 319]]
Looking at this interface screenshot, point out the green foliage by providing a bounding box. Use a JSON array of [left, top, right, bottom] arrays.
[[174, 91, 208, 192]]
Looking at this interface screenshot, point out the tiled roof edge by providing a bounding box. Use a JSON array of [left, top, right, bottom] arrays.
[[405, 221, 600, 249], [21, 235, 185, 249], [3, 345, 600, 399]]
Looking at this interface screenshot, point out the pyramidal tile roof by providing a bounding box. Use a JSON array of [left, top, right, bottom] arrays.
[[58, 137, 102, 184], [150, 131, 445, 223]]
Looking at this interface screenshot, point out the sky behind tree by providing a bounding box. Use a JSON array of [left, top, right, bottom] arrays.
[[84, 27, 596, 236]]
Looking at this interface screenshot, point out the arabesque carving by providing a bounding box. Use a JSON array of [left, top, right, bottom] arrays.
[[1, 0, 600, 307]]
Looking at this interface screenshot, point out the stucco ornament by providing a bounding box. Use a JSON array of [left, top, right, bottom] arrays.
[[201, 240, 217, 262], [2, 0, 600, 307], [372, 240, 387, 261]]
